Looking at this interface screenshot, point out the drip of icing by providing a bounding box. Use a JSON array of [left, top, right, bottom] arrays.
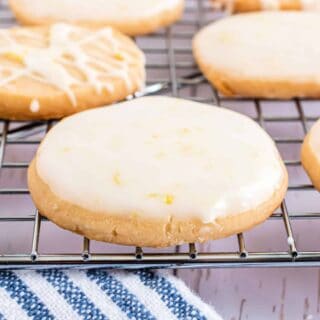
[[287, 236, 294, 246], [30, 99, 40, 112], [260, 0, 280, 10], [225, 0, 235, 13], [25, 53, 79, 105], [0, 23, 145, 106]]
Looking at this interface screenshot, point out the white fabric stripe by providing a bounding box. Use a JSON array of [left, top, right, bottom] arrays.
[[114, 271, 177, 320], [15, 270, 80, 320], [0, 287, 29, 320], [64, 270, 127, 320], [165, 272, 223, 320]]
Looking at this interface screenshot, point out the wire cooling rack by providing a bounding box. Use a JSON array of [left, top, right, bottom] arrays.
[[0, 0, 320, 270]]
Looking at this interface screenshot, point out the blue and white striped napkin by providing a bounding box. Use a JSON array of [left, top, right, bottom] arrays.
[[0, 269, 222, 320]]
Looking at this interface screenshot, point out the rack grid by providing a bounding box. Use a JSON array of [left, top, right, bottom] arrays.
[[0, 0, 320, 270]]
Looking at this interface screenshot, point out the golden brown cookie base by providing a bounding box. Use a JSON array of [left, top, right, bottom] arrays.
[[210, 0, 302, 13], [193, 46, 320, 99], [28, 159, 288, 248], [301, 120, 320, 191], [0, 76, 141, 120]]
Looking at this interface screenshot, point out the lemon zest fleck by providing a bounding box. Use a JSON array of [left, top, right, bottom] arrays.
[[113, 172, 122, 185], [3, 52, 24, 64]]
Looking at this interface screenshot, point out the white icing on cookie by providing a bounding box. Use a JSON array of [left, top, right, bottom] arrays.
[[30, 99, 40, 112], [36, 96, 285, 223], [10, 0, 182, 22], [194, 12, 320, 82], [0, 23, 145, 106]]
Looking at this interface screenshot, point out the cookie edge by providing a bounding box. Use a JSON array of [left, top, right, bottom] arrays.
[[28, 157, 288, 248], [301, 120, 320, 191], [192, 22, 320, 99]]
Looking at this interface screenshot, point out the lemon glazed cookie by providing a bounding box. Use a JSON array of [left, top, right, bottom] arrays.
[[193, 12, 320, 99], [28, 96, 288, 248], [210, 0, 320, 13], [301, 119, 320, 191], [0, 23, 145, 120], [9, 0, 185, 36]]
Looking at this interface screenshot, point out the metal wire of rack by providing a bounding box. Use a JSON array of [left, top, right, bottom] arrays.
[[0, 0, 320, 270]]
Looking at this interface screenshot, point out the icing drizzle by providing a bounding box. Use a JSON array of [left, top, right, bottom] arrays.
[[0, 23, 145, 106]]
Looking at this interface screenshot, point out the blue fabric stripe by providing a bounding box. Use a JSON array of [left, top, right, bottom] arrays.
[[0, 271, 54, 320], [135, 270, 206, 320], [0, 312, 6, 320], [87, 269, 156, 320], [38, 269, 107, 320]]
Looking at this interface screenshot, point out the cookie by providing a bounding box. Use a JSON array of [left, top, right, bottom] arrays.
[[301, 119, 320, 191], [9, 0, 185, 36], [193, 12, 320, 99], [28, 96, 288, 248], [0, 23, 145, 120], [210, 0, 319, 13]]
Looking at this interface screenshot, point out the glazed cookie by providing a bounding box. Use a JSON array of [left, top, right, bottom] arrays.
[[193, 12, 320, 99], [9, 0, 185, 36], [301, 119, 320, 191], [0, 23, 145, 120], [210, 0, 320, 13], [28, 96, 288, 248]]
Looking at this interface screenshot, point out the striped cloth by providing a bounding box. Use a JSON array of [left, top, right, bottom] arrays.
[[0, 269, 222, 320]]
